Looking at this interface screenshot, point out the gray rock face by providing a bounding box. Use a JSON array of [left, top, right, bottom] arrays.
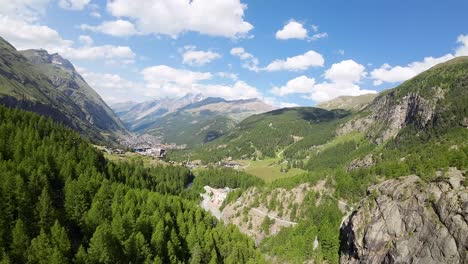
[[340, 168, 467, 264], [337, 88, 446, 144], [347, 154, 373, 171]]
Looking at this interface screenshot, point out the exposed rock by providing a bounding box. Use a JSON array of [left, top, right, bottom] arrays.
[[340, 168, 467, 264], [347, 154, 374, 171], [337, 88, 446, 144]]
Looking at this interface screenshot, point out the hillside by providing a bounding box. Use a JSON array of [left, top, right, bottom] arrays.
[[317, 93, 377, 111], [114, 95, 275, 146], [169, 57, 468, 263], [0, 37, 126, 142], [0, 105, 266, 263], [170, 107, 351, 162]]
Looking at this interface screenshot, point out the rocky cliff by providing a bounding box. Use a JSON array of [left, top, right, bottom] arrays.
[[337, 57, 468, 144], [340, 168, 467, 264]]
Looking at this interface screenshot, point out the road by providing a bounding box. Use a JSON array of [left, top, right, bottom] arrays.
[[250, 207, 297, 226]]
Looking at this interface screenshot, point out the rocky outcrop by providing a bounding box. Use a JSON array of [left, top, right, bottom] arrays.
[[347, 154, 373, 171], [337, 88, 446, 143], [340, 168, 467, 264]]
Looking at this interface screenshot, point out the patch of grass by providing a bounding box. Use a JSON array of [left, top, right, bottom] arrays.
[[242, 158, 307, 182]]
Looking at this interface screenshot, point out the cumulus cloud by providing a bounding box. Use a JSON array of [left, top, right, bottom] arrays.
[[306, 60, 376, 102], [263, 97, 299, 108], [78, 35, 93, 46], [80, 20, 138, 37], [58, 0, 90, 10], [0, 16, 135, 63], [200, 81, 261, 100], [231, 48, 324, 72], [305, 82, 377, 103], [276, 21, 308, 40], [141, 65, 261, 100], [455, 34, 468, 56], [271, 60, 376, 102], [0, 0, 49, 22], [370, 34, 468, 85], [272, 76, 315, 96], [230, 47, 260, 71], [78, 68, 146, 103], [325, 60, 366, 83], [182, 47, 221, 66], [106, 0, 253, 38], [217, 72, 239, 81], [275, 20, 327, 41], [265, 50, 324, 71]]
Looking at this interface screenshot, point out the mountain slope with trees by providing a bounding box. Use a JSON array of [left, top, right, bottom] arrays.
[[0, 105, 265, 264], [0, 37, 127, 142]]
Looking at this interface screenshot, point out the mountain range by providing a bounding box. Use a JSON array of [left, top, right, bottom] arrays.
[[112, 94, 275, 146], [0, 37, 126, 142]]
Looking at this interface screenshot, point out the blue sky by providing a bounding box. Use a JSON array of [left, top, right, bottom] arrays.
[[0, 0, 467, 106]]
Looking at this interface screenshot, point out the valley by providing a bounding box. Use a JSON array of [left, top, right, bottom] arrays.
[[0, 9, 467, 263]]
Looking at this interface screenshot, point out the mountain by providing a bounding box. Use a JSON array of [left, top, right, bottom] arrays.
[[117, 93, 205, 130], [317, 93, 378, 111], [0, 37, 126, 141], [172, 107, 351, 162], [113, 94, 275, 146], [337, 56, 468, 143], [168, 57, 468, 263]]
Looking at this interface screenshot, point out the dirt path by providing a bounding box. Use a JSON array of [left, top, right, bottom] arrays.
[[250, 208, 297, 226]]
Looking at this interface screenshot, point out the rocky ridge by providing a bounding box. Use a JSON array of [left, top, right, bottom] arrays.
[[340, 168, 467, 264]]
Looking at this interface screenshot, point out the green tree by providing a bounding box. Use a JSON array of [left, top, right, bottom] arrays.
[[10, 219, 29, 263]]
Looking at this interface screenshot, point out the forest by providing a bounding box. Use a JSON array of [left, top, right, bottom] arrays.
[[0, 106, 265, 264]]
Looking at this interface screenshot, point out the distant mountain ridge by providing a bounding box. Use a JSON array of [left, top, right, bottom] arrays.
[[0, 36, 127, 141], [317, 93, 378, 111], [112, 94, 275, 146]]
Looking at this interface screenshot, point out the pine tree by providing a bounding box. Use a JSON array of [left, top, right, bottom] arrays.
[[27, 229, 52, 264], [50, 220, 71, 260], [10, 219, 29, 263], [37, 186, 55, 231]]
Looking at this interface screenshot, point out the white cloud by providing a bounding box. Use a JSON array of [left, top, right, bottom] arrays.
[[230, 47, 260, 71], [370, 54, 454, 85], [370, 34, 468, 85], [306, 60, 375, 102], [141, 65, 261, 100], [263, 97, 299, 108], [325, 60, 366, 83], [106, 0, 253, 38], [272, 75, 315, 96], [58, 0, 90, 10], [310, 32, 328, 41], [276, 21, 308, 40], [0, 0, 49, 22], [306, 82, 377, 102], [78, 35, 93, 46], [269, 60, 375, 102], [275, 20, 327, 41], [80, 20, 138, 37], [455, 34, 468, 56], [265, 50, 324, 71], [78, 68, 146, 103], [217, 72, 239, 81], [182, 48, 221, 66], [200, 81, 261, 100], [90, 11, 101, 18], [0, 16, 135, 63], [0, 15, 72, 50]]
